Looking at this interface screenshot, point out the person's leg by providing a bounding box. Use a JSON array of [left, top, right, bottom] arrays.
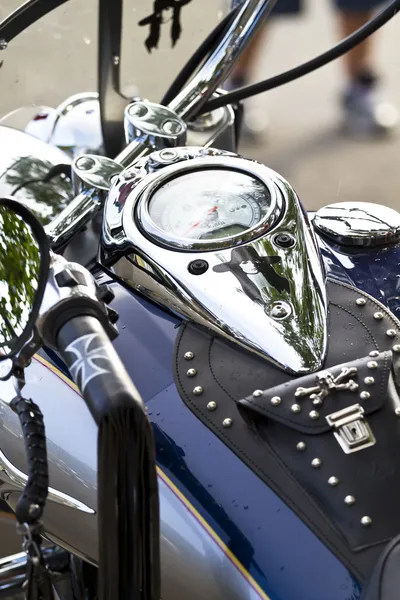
[[334, 0, 398, 135]]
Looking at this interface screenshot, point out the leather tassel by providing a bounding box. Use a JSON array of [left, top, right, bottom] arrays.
[[97, 405, 160, 600]]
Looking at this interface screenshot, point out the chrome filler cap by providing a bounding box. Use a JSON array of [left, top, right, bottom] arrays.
[[313, 202, 400, 247]]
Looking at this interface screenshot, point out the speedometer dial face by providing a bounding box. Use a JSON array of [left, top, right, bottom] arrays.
[[148, 169, 272, 243]]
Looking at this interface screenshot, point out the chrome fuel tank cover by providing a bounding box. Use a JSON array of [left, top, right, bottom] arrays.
[[313, 202, 400, 247]]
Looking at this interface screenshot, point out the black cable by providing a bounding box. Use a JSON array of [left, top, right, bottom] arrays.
[[200, 0, 400, 114], [161, 4, 240, 106]]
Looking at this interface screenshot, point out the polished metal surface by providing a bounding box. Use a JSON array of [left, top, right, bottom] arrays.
[[104, 147, 327, 374], [168, 0, 277, 120], [0, 449, 94, 514], [72, 154, 123, 194], [0, 125, 72, 225], [326, 404, 376, 454], [124, 101, 186, 149], [313, 202, 400, 247]]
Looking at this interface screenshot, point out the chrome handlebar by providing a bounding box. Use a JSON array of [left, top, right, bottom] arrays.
[[45, 0, 277, 250]]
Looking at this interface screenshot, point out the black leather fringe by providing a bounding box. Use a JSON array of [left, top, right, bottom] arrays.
[[97, 405, 160, 600]]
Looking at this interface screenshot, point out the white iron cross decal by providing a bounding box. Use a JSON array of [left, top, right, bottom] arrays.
[[295, 367, 359, 401]]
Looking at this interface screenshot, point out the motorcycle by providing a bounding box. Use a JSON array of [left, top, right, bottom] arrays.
[[1, 0, 400, 598]]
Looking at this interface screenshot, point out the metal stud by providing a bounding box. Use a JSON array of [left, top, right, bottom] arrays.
[[270, 396, 281, 406], [291, 404, 301, 414], [309, 410, 320, 420], [253, 389, 263, 398], [222, 418, 233, 428], [207, 401, 217, 411], [393, 345, 400, 353], [356, 298, 366, 306], [387, 329, 397, 338], [373, 312, 383, 321], [193, 386, 203, 395], [296, 442, 306, 451], [395, 408, 400, 417], [364, 377, 374, 385], [311, 458, 322, 468], [328, 476, 339, 487], [369, 350, 379, 357], [360, 391, 370, 400], [313, 397, 323, 406], [361, 516, 372, 527], [344, 495, 356, 506], [184, 351, 194, 360], [367, 361, 378, 370], [187, 368, 197, 377]]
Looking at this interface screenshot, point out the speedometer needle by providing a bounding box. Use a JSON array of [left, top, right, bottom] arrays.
[[182, 205, 218, 236]]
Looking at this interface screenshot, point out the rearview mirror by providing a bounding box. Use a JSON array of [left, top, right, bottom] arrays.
[[0, 198, 49, 360]]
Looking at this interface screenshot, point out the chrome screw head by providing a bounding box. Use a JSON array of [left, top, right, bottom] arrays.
[[311, 458, 322, 468], [360, 391, 370, 400], [207, 401, 217, 411], [193, 386, 203, 396], [270, 396, 281, 406], [373, 312, 383, 321], [313, 397, 323, 406], [0, 39, 8, 51], [291, 404, 301, 414], [386, 329, 397, 338], [356, 298, 366, 306], [393, 345, 400, 353], [395, 408, 400, 417], [309, 410, 319, 420], [187, 368, 197, 377], [328, 476, 339, 487], [369, 350, 379, 357], [222, 418, 233, 428], [361, 516, 372, 527], [367, 361, 378, 370], [296, 442, 306, 451], [364, 377, 374, 385], [253, 389, 263, 398], [344, 495, 356, 506], [184, 351, 194, 360]]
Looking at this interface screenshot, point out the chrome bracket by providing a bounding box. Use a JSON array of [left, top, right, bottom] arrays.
[[326, 403, 376, 454]]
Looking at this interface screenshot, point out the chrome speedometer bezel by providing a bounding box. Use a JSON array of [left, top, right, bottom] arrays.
[[135, 156, 284, 251]]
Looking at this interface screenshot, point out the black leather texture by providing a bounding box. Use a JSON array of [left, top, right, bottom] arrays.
[[173, 278, 400, 581]]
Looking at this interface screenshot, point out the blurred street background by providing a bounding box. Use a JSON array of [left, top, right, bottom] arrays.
[[0, 0, 400, 555]]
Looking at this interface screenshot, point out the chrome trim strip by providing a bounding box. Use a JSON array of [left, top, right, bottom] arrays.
[[0, 450, 95, 514]]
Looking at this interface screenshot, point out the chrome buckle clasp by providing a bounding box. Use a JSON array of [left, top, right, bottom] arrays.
[[326, 404, 376, 454]]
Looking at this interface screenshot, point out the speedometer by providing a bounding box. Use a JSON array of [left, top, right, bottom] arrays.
[[145, 169, 275, 248]]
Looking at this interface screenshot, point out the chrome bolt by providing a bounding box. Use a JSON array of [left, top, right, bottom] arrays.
[[253, 389, 263, 398], [207, 401, 217, 411], [361, 516, 372, 527], [344, 495, 356, 506], [184, 351, 194, 360], [313, 397, 323, 406], [360, 391, 370, 400], [367, 361, 378, 369], [309, 410, 319, 420], [270, 396, 281, 406], [328, 476, 339, 487], [269, 301, 292, 320], [393, 345, 400, 353], [395, 408, 400, 417], [193, 386, 203, 396], [364, 377, 374, 385], [222, 418, 233, 428], [311, 458, 322, 468], [373, 312, 383, 320], [187, 368, 197, 377], [296, 442, 306, 451], [128, 103, 148, 118], [159, 149, 178, 161], [0, 39, 7, 51], [291, 404, 301, 414], [356, 298, 366, 306], [386, 329, 397, 338], [163, 119, 183, 135], [75, 156, 96, 171], [369, 350, 379, 357]]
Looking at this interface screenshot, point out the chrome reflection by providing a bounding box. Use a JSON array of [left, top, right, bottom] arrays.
[[103, 147, 327, 374], [0, 450, 95, 514]]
